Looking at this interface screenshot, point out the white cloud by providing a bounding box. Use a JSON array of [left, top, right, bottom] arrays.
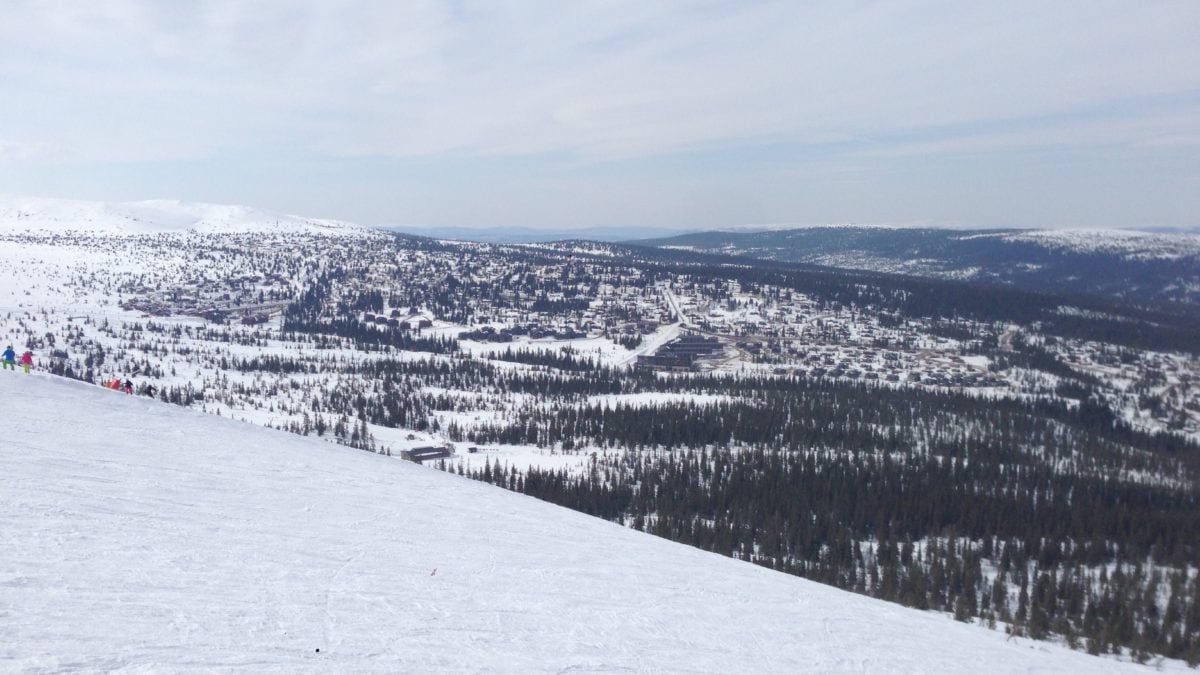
[[0, 139, 57, 162], [0, 1, 1197, 229], [1, 1, 1197, 163], [855, 108, 1200, 159]]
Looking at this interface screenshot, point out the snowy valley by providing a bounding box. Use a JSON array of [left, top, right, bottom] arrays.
[[1, 196, 1198, 669]]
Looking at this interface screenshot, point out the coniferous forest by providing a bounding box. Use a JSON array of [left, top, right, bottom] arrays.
[[452, 382, 1200, 664]]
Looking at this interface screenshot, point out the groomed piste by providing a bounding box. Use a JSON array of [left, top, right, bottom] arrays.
[[0, 373, 1171, 672]]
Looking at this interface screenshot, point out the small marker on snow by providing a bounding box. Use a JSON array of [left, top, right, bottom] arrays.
[[430, 567, 437, 576], [315, 648, 320, 653]]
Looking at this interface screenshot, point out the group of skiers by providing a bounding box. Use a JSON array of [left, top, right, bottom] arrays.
[[103, 377, 136, 395], [2, 345, 34, 374], [103, 377, 155, 397], [4, 343, 156, 397], [106, 378, 156, 396]]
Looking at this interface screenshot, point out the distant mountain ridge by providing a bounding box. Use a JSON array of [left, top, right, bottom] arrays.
[[633, 226, 1200, 306], [384, 224, 691, 244], [6, 195, 1197, 306], [0, 194, 370, 236]]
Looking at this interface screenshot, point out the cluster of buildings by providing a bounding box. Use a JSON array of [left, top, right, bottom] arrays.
[[637, 334, 723, 371], [120, 273, 292, 326]]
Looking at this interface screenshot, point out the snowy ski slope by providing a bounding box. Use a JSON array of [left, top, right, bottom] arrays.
[[0, 374, 1173, 673]]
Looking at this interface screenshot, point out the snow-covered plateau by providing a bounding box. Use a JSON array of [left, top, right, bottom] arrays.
[[634, 224, 1200, 306], [0, 194, 367, 236], [0, 373, 1174, 673]]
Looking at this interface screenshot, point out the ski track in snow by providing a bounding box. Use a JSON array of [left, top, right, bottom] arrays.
[[0, 373, 1179, 673]]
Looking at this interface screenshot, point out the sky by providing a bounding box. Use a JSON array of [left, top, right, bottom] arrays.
[[1, 1, 1198, 231]]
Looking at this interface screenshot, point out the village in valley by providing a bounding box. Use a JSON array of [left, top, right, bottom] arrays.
[[0, 224, 1196, 470]]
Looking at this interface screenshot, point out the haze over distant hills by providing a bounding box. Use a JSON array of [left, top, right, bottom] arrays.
[[383, 224, 691, 244]]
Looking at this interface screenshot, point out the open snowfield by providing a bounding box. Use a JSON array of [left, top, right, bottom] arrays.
[[0, 373, 1175, 673], [0, 194, 366, 236]]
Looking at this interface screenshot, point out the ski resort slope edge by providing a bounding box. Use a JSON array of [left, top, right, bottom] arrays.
[[0, 374, 1171, 673]]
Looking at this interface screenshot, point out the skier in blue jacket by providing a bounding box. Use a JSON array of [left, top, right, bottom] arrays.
[[1, 345, 14, 370]]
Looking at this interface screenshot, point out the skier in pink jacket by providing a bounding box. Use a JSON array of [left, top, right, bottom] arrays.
[[19, 350, 33, 374]]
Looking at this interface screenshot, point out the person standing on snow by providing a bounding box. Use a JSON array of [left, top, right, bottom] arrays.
[[124, 378, 134, 395], [19, 350, 33, 374], [1, 345, 14, 371]]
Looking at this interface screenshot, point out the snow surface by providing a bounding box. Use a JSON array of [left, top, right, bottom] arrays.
[[0, 194, 368, 236], [974, 229, 1200, 260], [0, 373, 1171, 673]]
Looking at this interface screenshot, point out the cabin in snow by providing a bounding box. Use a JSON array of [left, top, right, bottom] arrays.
[[401, 446, 454, 463]]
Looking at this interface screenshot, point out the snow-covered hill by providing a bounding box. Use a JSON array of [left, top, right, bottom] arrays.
[[644, 225, 1200, 262], [0, 194, 369, 236], [993, 228, 1200, 261], [0, 373, 1171, 672], [633, 226, 1200, 305]]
